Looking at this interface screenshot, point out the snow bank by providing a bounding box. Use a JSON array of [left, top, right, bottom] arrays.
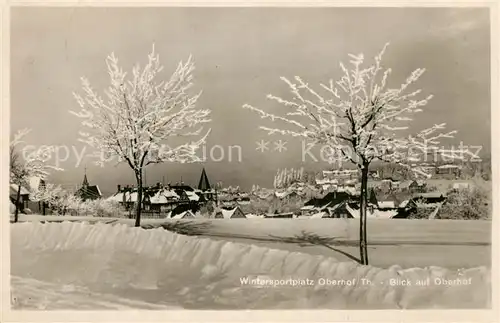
[[11, 222, 491, 309]]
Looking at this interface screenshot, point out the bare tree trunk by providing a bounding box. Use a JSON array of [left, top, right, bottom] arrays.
[[14, 184, 21, 223], [135, 170, 143, 227], [359, 164, 369, 265]]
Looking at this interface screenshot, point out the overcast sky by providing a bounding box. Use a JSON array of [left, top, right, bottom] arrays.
[[11, 7, 490, 195]]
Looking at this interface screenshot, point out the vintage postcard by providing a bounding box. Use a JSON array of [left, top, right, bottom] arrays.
[[2, 2, 499, 322]]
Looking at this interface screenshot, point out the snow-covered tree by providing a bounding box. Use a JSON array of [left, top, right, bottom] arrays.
[[243, 43, 474, 265], [71, 45, 211, 227], [10, 129, 62, 222], [81, 199, 124, 218], [57, 194, 83, 216], [31, 183, 65, 213], [273, 167, 305, 189]]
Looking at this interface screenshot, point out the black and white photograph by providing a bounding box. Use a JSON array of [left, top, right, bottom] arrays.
[[4, 4, 496, 314]]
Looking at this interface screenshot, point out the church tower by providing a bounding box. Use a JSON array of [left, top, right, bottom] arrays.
[[197, 168, 211, 191]]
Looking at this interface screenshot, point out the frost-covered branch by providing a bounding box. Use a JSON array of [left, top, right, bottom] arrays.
[[70, 44, 212, 171], [10, 129, 63, 189], [243, 43, 471, 176]]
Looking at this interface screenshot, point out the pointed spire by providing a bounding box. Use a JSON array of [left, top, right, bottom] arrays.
[[198, 168, 211, 191], [82, 166, 89, 187]]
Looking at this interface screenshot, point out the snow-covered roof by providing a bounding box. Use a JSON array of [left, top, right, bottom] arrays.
[[126, 192, 137, 202], [398, 180, 414, 189], [415, 192, 447, 199], [415, 202, 444, 209], [310, 211, 328, 219], [256, 192, 273, 199], [399, 199, 410, 208], [219, 207, 245, 219], [186, 191, 199, 201], [264, 212, 294, 218], [316, 178, 338, 185], [95, 185, 102, 197], [275, 190, 297, 199], [172, 210, 195, 219], [452, 182, 470, 189], [438, 164, 461, 169], [245, 213, 264, 219], [10, 184, 30, 195], [108, 191, 138, 203], [323, 170, 358, 175], [326, 200, 347, 213], [106, 193, 122, 202], [274, 191, 288, 199], [164, 189, 179, 198], [149, 189, 179, 204], [150, 194, 168, 204], [375, 210, 399, 219], [378, 201, 396, 209], [345, 204, 398, 219]]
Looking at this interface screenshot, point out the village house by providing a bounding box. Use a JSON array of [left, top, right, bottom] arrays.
[[434, 164, 462, 179], [170, 210, 196, 220], [392, 191, 448, 219], [108, 168, 214, 217], [144, 184, 180, 212], [10, 183, 30, 212], [169, 203, 201, 218], [10, 176, 48, 214], [398, 179, 427, 193], [214, 206, 247, 219], [301, 191, 362, 217]]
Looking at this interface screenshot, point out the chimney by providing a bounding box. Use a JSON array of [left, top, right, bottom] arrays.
[[117, 184, 121, 192]]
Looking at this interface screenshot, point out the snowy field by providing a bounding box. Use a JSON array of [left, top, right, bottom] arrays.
[[11, 214, 492, 269], [11, 221, 491, 309]]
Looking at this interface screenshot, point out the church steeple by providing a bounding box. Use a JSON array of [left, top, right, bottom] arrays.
[[82, 166, 89, 187], [197, 168, 211, 191]]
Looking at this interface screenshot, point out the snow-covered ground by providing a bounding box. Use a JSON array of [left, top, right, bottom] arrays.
[[11, 214, 491, 269], [11, 221, 491, 309], [11, 276, 178, 310]]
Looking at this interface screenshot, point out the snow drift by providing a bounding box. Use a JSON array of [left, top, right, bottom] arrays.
[[11, 222, 491, 309]]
